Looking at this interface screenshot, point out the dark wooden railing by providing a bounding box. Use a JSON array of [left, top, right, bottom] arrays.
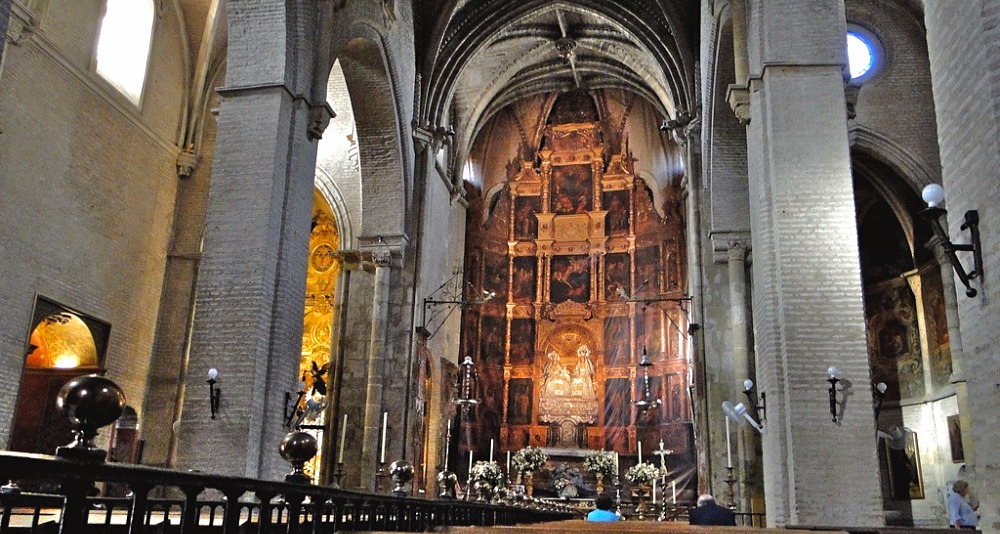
[[0, 452, 578, 533]]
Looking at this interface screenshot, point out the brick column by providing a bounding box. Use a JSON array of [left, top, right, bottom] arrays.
[[744, 1, 883, 526], [173, 82, 319, 480]]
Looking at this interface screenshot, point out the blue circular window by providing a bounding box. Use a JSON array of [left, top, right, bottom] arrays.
[[846, 27, 881, 81]]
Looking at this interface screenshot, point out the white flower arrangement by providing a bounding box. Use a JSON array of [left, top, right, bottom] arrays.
[[625, 462, 660, 486], [583, 451, 617, 477], [470, 460, 504, 485], [512, 446, 548, 472]]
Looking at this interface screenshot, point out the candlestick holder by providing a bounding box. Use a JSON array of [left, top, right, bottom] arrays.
[[724, 465, 737, 509], [613, 477, 622, 516], [375, 462, 389, 494], [330, 462, 345, 489]]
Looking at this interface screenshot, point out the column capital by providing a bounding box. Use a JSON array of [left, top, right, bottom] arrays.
[[307, 102, 337, 141], [726, 84, 752, 125]]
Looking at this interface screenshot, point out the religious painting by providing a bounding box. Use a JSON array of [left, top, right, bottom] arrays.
[[670, 382, 683, 421], [482, 252, 509, 302], [550, 255, 590, 303], [509, 319, 535, 366], [512, 256, 537, 303], [604, 190, 630, 236], [475, 359, 504, 448], [636, 309, 666, 358], [884, 430, 924, 500], [479, 315, 506, 363], [947, 415, 964, 463], [550, 165, 593, 215], [604, 253, 631, 301], [508, 378, 533, 425], [462, 312, 479, 357], [634, 246, 660, 295], [514, 196, 540, 240], [465, 251, 482, 301], [865, 285, 923, 401], [604, 378, 632, 427], [604, 427, 628, 453], [921, 270, 952, 390], [604, 317, 631, 365]]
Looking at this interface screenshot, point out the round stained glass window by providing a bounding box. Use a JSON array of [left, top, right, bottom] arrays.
[[847, 31, 875, 80]]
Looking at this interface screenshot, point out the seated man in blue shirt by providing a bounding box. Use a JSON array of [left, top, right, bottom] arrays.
[[949, 480, 979, 529], [587, 495, 620, 522]]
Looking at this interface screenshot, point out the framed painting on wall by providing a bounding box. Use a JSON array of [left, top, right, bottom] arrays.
[[947, 414, 964, 463], [884, 430, 924, 500]]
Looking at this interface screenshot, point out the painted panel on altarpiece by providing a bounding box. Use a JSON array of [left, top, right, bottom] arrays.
[[514, 196, 540, 240], [550, 166, 593, 215], [604, 253, 630, 301], [512, 256, 537, 303], [509, 319, 535, 366], [604, 190, 630, 236], [550, 255, 590, 303]]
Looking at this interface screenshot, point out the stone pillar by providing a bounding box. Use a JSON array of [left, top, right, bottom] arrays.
[[0, 0, 10, 63], [319, 251, 360, 484], [929, 236, 975, 465], [727, 242, 753, 508], [744, 1, 883, 526], [360, 247, 395, 490], [174, 82, 320, 480]]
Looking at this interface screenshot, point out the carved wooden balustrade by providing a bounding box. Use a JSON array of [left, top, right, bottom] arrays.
[[0, 452, 578, 533]]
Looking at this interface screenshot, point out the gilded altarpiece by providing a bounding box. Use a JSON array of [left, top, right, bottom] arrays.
[[460, 95, 692, 494]]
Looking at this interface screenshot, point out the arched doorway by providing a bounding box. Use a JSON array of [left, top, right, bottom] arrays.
[[10, 298, 110, 455]]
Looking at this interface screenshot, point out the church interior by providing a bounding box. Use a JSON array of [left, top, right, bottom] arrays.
[[0, 0, 998, 531]]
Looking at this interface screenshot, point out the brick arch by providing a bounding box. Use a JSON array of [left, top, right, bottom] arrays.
[[335, 33, 408, 240], [703, 9, 751, 250]]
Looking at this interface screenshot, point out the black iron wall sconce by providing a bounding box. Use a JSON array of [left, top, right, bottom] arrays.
[[742, 379, 766, 424], [920, 184, 983, 298], [207, 368, 221, 419], [873, 381, 887, 420], [827, 366, 841, 423]]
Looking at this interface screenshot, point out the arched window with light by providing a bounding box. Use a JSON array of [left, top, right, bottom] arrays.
[[846, 24, 883, 83], [94, 0, 156, 105]]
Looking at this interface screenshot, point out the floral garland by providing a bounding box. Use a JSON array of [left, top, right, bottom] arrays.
[[625, 461, 660, 486], [470, 460, 504, 485], [511, 446, 548, 472], [583, 450, 617, 477]]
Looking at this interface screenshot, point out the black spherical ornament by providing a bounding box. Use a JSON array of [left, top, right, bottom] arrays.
[[388, 460, 414, 496], [55, 374, 127, 461], [279, 430, 317, 484], [436, 470, 458, 499]]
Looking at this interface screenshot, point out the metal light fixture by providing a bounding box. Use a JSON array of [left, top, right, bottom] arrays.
[[742, 379, 766, 424], [283, 378, 307, 428], [873, 381, 888, 420], [207, 368, 221, 419], [634, 347, 662, 413], [827, 366, 841, 423], [920, 184, 983, 297], [454, 356, 480, 413]]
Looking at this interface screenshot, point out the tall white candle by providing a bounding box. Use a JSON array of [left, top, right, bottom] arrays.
[[445, 420, 451, 467], [380, 411, 388, 463], [490, 439, 494, 462], [672, 480, 676, 504], [652, 479, 657, 504], [725, 417, 732, 468], [506, 450, 511, 473], [469, 450, 474, 473], [614, 452, 619, 473], [338, 413, 348, 463], [638, 441, 643, 463]]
